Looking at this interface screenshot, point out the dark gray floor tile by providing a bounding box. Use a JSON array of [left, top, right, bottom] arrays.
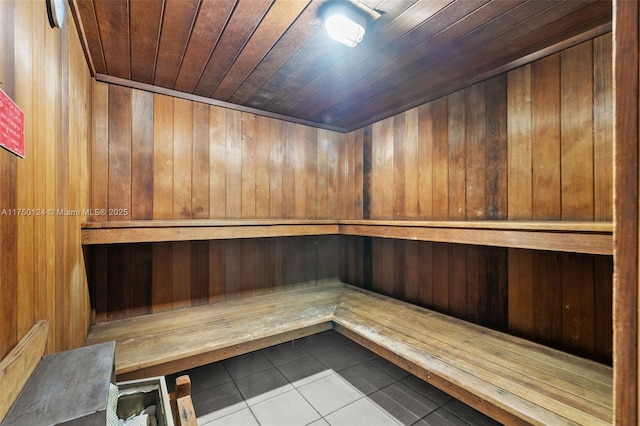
[[338, 361, 396, 395], [277, 354, 333, 386], [234, 367, 293, 405], [442, 399, 501, 426], [343, 341, 378, 360], [192, 381, 247, 423], [369, 382, 439, 425], [222, 350, 273, 380], [401, 375, 453, 406], [261, 340, 310, 365], [181, 362, 233, 394], [313, 344, 365, 371], [414, 408, 468, 426], [369, 356, 412, 380], [296, 330, 352, 352]]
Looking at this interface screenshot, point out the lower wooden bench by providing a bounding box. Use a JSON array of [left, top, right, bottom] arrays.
[[85, 279, 612, 425]]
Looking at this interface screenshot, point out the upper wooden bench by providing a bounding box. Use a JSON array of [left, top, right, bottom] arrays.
[[81, 219, 614, 255], [86, 279, 612, 425]]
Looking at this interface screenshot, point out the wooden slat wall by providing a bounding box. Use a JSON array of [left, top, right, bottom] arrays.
[[613, 0, 639, 422], [88, 87, 360, 320], [359, 34, 613, 363], [0, 0, 92, 360]]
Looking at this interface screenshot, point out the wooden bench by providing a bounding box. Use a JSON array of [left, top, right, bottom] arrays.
[[85, 279, 613, 425]]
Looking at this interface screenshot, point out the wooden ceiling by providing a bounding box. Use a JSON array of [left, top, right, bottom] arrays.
[[71, 0, 612, 131]]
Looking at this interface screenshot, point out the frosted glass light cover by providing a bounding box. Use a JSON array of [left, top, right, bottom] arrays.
[[325, 14, 365, 47]]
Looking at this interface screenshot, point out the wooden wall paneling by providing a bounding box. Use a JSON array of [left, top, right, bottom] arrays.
[[432, 98, 449, 220], [403, 240, 420, 304], [304, 126, 318, 219], [326, 130, 339, 219], [418, 241, 434, 308], [393, 114, 405, 218], [508, 250, 534, 338], [282, 122, 296, 218], [241, 112, 257, 218], [594, 255, 613, 363], [370, 118, 393, 218], [131, 89, 153, 220], [507, 64, 533, 220], [269, 119, 284, 218], [447, 90, 466, 220], [417, 103, 433, 218], [91, 81, 109, 222], [225, 109, 242, 218], [465, 83, 486, 220], [448, 244, 467, 319], [15, 0, 35, 340], [465, 246, 486, 324], [225, 239, 243, 296], [561, 253, 596, 358], [532, 251, 562, 345], [593, 33, 613, 221], [107, 245, 128, 321], [240, 239, 257, 294], [172, 241, 192, 310], [404, 108, 419, 219], [173, 98, 193, 219], [130, 244, 152, 317], [32, 0, 47, 328], [293, 124, 307, 219], [152, 243, 173, 313], [486, 247, 508, 330], [208, 240, 226, 303], [561, 41, 594, 220], [255, 116, 270, 218], [192, 102, 210, 219], [432, 243, 449, 311], [209, 105, 226, 218], [317, 128, 329, 219], [613, 0, 639, 419], [484, 75, 507, 219], [362, 125, 372, 219], [393, 239, 406, 298], [532, 53, 561, 220], [89, 246, 108, 323], [108, 85, 132, 221], [255, 238, 272, 290], [152, 94, 174, 219]]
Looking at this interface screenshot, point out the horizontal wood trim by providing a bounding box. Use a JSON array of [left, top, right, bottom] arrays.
[[81, 219, 613, 255], [0, 320, 49, 422]]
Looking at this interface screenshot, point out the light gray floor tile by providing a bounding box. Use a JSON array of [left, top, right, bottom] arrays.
[[277, 354, 333, 387], [306, 419, 331, 426], [201, 407, 259, 426], [298, 373, 363, 416], [324, 398, 401, 426], [251, 389, 321, 426], [234, 367, 294, 405], [222, 350, 273, 380], [369, 382, 438, 426], [338, 361, 396, 395]]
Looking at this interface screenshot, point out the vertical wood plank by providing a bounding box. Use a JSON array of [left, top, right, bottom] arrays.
[[192, 103, 210, 219], [208, 240, 226, 303], [173, 98, 193, 219], [431, 98, 449, 220], [255, 116, 271, 218], [317, 128, 329, 218], [507, 65, 533, 219], [533, 251, 562, 345], [594, 33, 613, 221], [432, 243, 449, 312], [448, 90, 466, 219], [418, 103, 433, 218], [172, 242, 191, 309], [393, 114, 405, 218], [561, 41, 594, 220], [508, 249, 534, 338], [269, 119, 284, 218], [131, 89, 153, 220], [209, 106, 226, 218], [225, 110, 242, 218], [190, 241, 209, 306], [130, 244, 152, 317], [152, 95, 174, 219], [108, 85, 132, 220], [465, 83, 486, 219], [532, 54, 561, 220], [404, 108, 419, 219], [485, 75, 508, 220], [282, 123, 296, 218], [91, 81, 109, 220], [371, 118, 394, 219], [152, 243, 173, 313], [241, 113, 257, 218], [561, 253, 595, 357]]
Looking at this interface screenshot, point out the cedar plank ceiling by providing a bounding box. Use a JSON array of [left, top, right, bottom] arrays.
[[71, 0, 612, 131]]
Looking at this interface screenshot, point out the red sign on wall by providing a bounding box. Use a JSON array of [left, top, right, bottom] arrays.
[[0, 88, 25, 158]]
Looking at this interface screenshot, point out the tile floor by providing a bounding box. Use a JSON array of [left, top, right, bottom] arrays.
[[166, 330, 502, 426]]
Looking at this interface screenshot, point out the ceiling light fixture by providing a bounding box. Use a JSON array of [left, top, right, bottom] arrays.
[[320, 1, 381, 47]]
